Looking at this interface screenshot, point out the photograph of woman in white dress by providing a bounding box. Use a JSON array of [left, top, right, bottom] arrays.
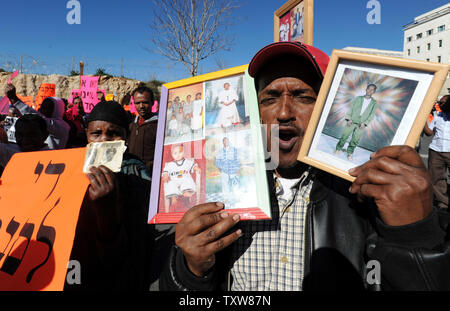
[[205, 74, 249, 135]]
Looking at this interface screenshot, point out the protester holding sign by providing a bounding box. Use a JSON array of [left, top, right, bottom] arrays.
[[65, 101, 155, 291], [5, 84, 70, 150], [161, 42, 450, 291], [64, 96, 88, 148]]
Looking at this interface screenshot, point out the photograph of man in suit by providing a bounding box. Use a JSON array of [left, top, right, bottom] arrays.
[[334, 84, 378, 160]]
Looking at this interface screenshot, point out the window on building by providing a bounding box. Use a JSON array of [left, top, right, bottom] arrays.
[[416, 33, 422, 39], [427, 43, 431, 50], [426, 58, 430, 62], [417, 46, 420, 53], [438, 25, 445, 32], [438, 55, 441, 63], [407, 49, 411, 56], [427, 29, 433, 36], [407, 36, 412, 42], [439, 39, 443, 47]]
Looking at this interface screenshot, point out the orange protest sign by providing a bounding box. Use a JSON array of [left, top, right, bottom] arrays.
[[17, 95, 34, 108], [34, 84, 56, 111], [105, 94, 114, 101], [0, 148, 89, 290]]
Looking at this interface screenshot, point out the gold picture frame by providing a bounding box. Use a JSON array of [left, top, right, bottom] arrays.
[[148, 65, 272, 223], [274, 0, 314, 44], [298, 49, 450, 181]]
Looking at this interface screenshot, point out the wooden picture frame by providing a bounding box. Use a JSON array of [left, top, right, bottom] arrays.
[[148, 65, 272, 224], [274, 0, 314, 44], [298, 49, 450, 182]]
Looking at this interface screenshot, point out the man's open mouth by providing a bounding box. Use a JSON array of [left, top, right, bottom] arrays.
[[277, 126, 299, 150]]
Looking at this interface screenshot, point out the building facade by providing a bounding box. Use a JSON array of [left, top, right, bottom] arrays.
[[403, 3, 450, 97]]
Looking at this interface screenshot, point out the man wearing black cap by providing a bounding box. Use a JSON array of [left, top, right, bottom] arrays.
[[161, 42, 450, 291], [65, 101, 155, 291]]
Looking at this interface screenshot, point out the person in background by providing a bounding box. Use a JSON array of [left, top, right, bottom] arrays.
[[126, 86, 158, 175], [65, 96, 88, 148], [97, 91, 106, 103], [0, 114, 49, 175], [62, 98, 70, 111], [0, 115, 8, 144], [5, 84, 70, 149], [424, 94, 450, 210]]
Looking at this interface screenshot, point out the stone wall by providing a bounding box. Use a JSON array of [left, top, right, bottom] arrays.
[[0, 72, 143, 105]]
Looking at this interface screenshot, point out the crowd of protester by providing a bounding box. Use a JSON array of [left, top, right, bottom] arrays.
[[0, 41, 449, 291]]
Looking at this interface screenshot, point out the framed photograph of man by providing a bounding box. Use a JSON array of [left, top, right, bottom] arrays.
[[298, 50, 450, 181], [274, 0, 313, 45], [149, 65, 272, 224], [205, 129, 258, 210]]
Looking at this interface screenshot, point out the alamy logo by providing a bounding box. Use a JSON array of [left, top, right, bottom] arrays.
[[366, 0, 381, 25], [366, 260, 381, 285], [66, 260, 81, 285], [66, 0, 81, 25]]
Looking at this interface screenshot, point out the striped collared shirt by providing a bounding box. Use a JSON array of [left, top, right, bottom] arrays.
[[230, 169, 314, 291]]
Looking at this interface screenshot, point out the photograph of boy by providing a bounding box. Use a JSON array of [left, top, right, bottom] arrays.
[[161, 144, 201, 213], [334, 84, 378, 160]]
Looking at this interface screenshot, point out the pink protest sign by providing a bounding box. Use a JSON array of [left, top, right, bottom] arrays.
[[152, 100, 159, 113], [68, 89, 81, 104], [80, 76, 100, 113], [7, 70, 19, 84], [0, 97, 9, 115]]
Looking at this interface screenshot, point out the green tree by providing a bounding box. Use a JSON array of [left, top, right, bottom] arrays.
[[145, 79, 165, 101], [95, 68, 112, 77]]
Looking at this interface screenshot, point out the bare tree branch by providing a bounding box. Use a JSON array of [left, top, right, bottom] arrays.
[[150, 0, 239, 77]]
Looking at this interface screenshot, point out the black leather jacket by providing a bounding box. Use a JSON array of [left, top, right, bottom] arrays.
[[160, 171, 450, 291]]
